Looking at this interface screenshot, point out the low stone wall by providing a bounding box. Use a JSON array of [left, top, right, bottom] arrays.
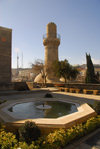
[[0, 83, 13, 91], [0, 82, 100, 91], [13, 82, 29, 91], [64, 83, 100, 90]]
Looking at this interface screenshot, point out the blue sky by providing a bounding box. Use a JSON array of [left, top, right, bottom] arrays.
[[0, 0, 100, 68]]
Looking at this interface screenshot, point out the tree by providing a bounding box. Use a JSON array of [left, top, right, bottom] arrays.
[[95, 72, 100, 81], [53, 59, 79, 83], [69, 66, 79, 81], [85, 53, 98, 83], [18, 121, 41, 144], [31, 59, 47, 85]]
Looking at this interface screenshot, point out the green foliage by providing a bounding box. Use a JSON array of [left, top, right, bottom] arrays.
[[85, 53, 98, 83], [53, 59, 79, 83], [44, 93, 53, 98], [85, 117, 99, 133], [0, 130, 17, 149], [18, 121, 41, 144], [93, 101, 100, 114], [1, 116, 100, 149], [46, 129, 67, 148], [41, 116, 100, 148], [66, 124, 86, 142], [16, 141, 39, 149]]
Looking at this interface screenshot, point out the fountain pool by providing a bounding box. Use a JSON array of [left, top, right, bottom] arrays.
[[8, 100, 77, 119]]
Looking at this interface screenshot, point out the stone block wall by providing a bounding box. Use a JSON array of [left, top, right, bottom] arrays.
[[0, 26, 12, 83]]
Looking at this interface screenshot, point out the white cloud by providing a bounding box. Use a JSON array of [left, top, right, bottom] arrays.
[[82, 57, 100, 65], [92, 58, 100, 64], [82, 58, 86, 64], [59, 56, 71, 61], [14, 48, 20, 53]]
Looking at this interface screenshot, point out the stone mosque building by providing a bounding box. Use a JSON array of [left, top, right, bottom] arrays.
[[34, 22, 60, 83]]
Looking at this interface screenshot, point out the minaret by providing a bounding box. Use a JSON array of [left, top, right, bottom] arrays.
[[43, 22, 60, 82]]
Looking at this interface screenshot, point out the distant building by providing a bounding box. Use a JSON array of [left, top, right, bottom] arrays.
[[0, 26, 12, 83], [76, 64, 100, 82], [12, 68, 35, 82]]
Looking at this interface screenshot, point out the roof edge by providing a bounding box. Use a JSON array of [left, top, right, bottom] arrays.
[[0, 26, 12, 32]]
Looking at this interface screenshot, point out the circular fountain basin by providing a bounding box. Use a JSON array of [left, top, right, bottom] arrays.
[[0, 96, 96, 135], [8, 100, 77, 119]]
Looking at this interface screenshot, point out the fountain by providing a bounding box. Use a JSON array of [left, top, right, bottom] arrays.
[[36, 103, 51, 110]]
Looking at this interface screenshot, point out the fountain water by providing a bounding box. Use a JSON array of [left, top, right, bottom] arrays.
[[36, 103, 51, 110]]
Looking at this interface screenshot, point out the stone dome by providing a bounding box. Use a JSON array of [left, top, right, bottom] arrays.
[[34, 73, 43, 83]]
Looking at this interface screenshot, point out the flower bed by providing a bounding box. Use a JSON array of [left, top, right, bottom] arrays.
[[0, 116, 100, 149]]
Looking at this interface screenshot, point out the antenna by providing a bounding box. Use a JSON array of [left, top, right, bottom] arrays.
[[16, 53, 19, 75], [17, 53, 19, 69]]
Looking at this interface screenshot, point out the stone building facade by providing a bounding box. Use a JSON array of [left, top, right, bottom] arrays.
[[0, 26, 12, 83]]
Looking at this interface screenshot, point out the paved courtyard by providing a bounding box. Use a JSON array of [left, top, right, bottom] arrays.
[[0, 88, 100, 149]]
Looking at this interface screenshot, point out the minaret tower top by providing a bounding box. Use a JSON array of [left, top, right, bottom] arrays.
[[46, 22, 57, 38]]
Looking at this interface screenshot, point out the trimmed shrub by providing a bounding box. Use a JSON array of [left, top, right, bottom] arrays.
[[18, 121, 41, 144], [85, 117, 99, 133], [46, 129, 67, 148], [1, 116, 100, 148], [0, 130, 17, 149], [66, 124, 86, 141], [16, 141, 39, 149], [44, 93, 53, 98], [93, 101, 100, 114]]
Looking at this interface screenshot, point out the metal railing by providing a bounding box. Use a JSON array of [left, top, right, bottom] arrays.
[[43, 33, 61, 40]]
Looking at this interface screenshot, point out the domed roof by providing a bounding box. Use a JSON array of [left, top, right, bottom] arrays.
[[34, 73, 43, 83]]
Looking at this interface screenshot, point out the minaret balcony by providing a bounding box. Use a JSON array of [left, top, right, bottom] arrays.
[[43, 33, 60, 40]]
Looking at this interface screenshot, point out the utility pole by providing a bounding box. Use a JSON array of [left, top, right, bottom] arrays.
[[22, 52, 23, 68]]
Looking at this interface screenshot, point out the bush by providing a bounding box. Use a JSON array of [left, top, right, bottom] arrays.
[[41, 117, 100, 148], [0, 130, 17, 149], [1, 116, 100, 149], [46, 129, 67, 148], [18, 121, 41, 144], [85, 117, 99, 133], [16, 141, 39, 149], [44, 93, 53, 98], [93, 101, 100, 114], [66, 124, 86, 142]]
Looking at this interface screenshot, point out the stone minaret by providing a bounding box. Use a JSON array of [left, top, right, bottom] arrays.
[[43, 22, 60, 82]]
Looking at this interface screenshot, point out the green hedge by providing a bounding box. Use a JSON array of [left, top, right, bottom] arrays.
[[0, 116, 100, 149], [0, 130, 17, 149]]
